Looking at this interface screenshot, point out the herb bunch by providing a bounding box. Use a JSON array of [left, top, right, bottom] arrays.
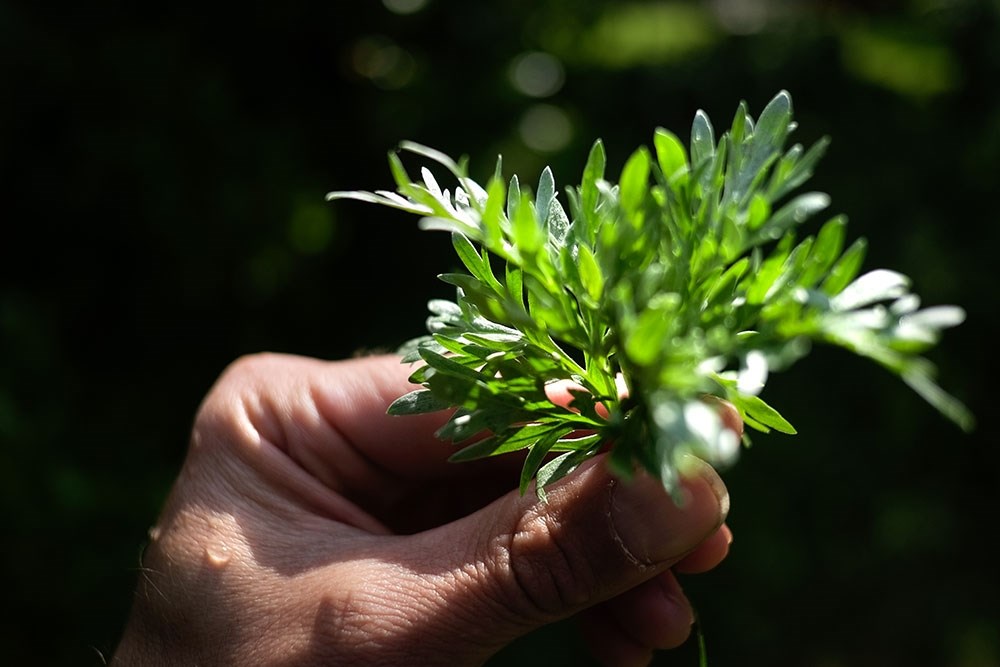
[[328, 90, 973, 502]]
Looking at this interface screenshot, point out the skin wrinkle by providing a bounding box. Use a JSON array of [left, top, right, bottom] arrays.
[[311, 567, 449, 662], [535, 510, 600, 610], [507, 502, 575, 621], [219, 580, 297, 665], [390, 497, 552, 648], [226, 356, 416, 529], [189, 427, 302, 535], [505, 473, 625, 620], [267, 385, 346, 491], [438, 562, 519, 644], [447, 512, 545, 641], [413, 557, 538, 661], [220, 390, 390, 534], [305, 382, 406, 510], [320, 358, 468, 480], [405, 498, 534, 636]]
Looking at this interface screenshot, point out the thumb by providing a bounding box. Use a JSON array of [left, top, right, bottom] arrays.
[[398, 453, 729, 657]]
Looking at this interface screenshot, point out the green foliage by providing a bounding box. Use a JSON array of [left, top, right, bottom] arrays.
[[328, 91, 973, 502]]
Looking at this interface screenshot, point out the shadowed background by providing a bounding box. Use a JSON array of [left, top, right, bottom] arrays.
[[1, 0, 997, 664]]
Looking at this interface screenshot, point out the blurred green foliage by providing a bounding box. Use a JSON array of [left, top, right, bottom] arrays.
[[1, 1, 997, 664]]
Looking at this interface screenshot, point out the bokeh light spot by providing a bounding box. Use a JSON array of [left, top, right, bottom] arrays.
[[382, 0, 429, 15], [288, 200, 336, 255], [519, 104, 572, 153], [509, 51, 565, 98], [350, 36, 417, 89]]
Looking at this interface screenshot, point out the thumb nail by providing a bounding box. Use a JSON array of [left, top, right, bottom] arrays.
[[608, 459, 729, 566]]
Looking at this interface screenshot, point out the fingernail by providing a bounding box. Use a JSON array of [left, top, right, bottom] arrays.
[[679, 455, 730, 521], [609, 462, 729, 565]]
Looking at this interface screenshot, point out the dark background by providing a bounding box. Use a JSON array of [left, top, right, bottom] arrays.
[[1, 1, 997, 664]]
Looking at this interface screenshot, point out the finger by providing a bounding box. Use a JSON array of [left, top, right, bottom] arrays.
[[578, 604, 655, 667], [600, 569, 694, 651], [379, 454, 729, 656], [206, 352, 484, 478], [673, 524, 732, 574], [200, 352, 544, 533], [302, 353, 459, 472]]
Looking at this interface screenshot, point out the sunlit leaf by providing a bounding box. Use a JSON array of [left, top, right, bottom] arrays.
[[327, 89, 973, 504]]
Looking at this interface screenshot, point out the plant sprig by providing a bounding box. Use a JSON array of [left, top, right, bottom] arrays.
[[327, 90, 973, 502]]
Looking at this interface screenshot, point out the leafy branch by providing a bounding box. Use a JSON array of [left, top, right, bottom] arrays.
[[327, 90, 973, 502]]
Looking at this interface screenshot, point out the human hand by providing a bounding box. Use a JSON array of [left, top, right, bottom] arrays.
[[112, 353, 736, 667]]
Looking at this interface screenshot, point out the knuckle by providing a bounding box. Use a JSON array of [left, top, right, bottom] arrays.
[[507, 509, 597, 616], [220, 351, 285, 384], [191, 353, 282, 455]]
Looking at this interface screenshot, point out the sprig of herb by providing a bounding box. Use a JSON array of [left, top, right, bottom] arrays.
[[327, 90, 973, 502]]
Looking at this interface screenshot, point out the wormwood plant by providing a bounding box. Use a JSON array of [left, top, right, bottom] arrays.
[[328, 90, 973, 502]]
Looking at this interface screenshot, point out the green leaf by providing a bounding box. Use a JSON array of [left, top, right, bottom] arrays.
[[436, 407, 528, 443], [388, 150, 414, 191], [536, 167, 556, 228], [507, 174, 521, 221], [447, 434, 509, 462], [534, 448, 594, 501], [690, 109, 716, 170], [577, 244, 604, 303], [728, 91, 792, 204], [747, 193, 771, 230], [799, 216, 847, 288], [729, 100, 749, 149], [387, 389, 453, 415], [328, 90, 974, 512], [704, 257, 750, 307], [547, 198, 572, 248], [751, 192, 830, 244], [822, 237, 868, 295], [420, 348, 488, 382], [771, 137, 831, 201], [745, 237, 792, 305], [449, 422, 566, 462], [418, 216, 480, 238], [512, 193, 543, 255], [324, 187, 431, 216], [400, 140, 465, 181], [580, 139, 607, 215], [505, 261, 525, 307], [452, 234, 500, 292], [754, 90, 793, 150], [620, 147, 651, 216], [625, 294, 680, 365], [520, 427, 567, 496], [654, 128, 689, 182], [731, 392, 797, 434], [481, 177, 507, 245], [536, 450, 581, 487]]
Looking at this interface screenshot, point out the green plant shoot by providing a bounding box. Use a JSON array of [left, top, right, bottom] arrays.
[[327, 90, 974, 502]]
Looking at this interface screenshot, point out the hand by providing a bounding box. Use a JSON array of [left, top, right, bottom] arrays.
[[112, 353, 735, 667]]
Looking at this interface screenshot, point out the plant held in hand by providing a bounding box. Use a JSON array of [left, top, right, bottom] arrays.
[[327, 90, 973, 502]]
